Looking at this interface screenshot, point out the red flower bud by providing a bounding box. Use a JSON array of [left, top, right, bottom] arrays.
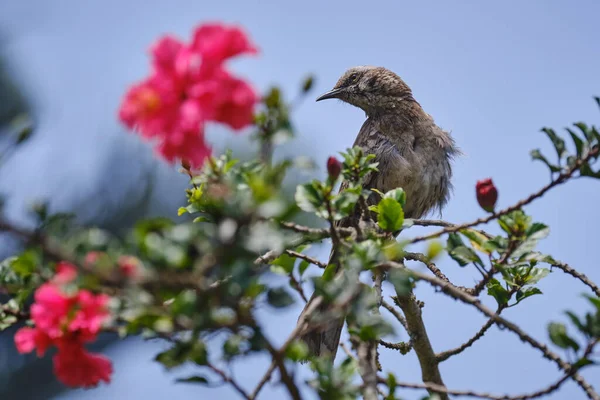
[[326, 156, 342, 181], [476, 178, 498, 212]]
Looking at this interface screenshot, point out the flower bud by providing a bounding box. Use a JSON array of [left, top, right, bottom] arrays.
[[476, 178, 498, 212], [326, 156, 342, 181]]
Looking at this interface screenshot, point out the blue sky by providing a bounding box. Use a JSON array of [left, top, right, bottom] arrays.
[[1, 0, 600, 399]]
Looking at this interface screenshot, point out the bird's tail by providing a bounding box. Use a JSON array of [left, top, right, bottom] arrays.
[[297, 249, 344, 362]]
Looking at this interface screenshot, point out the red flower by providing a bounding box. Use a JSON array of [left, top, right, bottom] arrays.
[[14, 327, 52, 357], [476, 178, 498, 212], [53, 344, 113, 388], [30, 283, 77, 339], [69, 290, 111, 339], [14, 264, 113, 388], [118, 23, 259, 168], [117, 255, 142, 279], [53, 261, 78, 284], [326, 156, 342, 181], [191, 23, 257, 67]]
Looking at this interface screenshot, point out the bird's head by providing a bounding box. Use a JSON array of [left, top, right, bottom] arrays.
[[316, 66, 414, 115]]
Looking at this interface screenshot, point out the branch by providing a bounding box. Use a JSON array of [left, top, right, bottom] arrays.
[[469, 240, 517, 297], [378, 374, 571, 400], [436, 288, 517, 362], [403, 252, 473, 294], [551, 260, 600, 297], [381, 299, 408, 331], [394, 280, 448, 400], [382, 261, 599, 400], [285, 250, 327, 269], [279, 221, 354, 238], [207, 362, 251, 399], [409, 146, 599, 245]]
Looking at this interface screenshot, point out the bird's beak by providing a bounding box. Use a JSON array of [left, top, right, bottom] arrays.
[[316, 87, 345, 102]]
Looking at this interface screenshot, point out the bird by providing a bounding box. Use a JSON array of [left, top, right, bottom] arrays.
[[297, 66, 458, 361]]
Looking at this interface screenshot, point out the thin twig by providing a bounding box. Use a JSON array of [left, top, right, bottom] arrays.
[[403, 252, 473, 294], [207, 362, 251, 399], [551, 260, 600, 297], [381, 299, 408, 331], [285, 249, 327, 268], [409, 146, 599, 245], [381, 261, 599, 400], [437, 288, 518, 362], [378, 374, 570, 400]]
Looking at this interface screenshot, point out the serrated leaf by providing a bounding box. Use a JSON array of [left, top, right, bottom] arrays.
[[541, 127, 566, 160], [487, 278, 510, 306], [176, 375, 210, 385], [460, 229, 490, 253], [449, 246, 483, 267], [298, 260, 310, 277], [530, 149, 561, 173], [377, 198, 404, 232], [295, 182, 324, 213], [383, 188, 406, 207], [567, 128, 585, 157], [548, 322, 580, 351], [573, 358, 594, 370], [565, 311, 586, 334], [270, 253, 295, 275], [515, 287, 542, 305], [446, 232, 465, 251]]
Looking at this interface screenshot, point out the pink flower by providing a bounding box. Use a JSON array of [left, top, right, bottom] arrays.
[[151, 36, 185, 75], [84, 251, 104, 267], [191, 23, 257, 66], [69, 290, 111, 339], [53, 344, 113, 388], [14, 327, 52, 357], [196, 69, 258, 130], [53, 262, 78, 284], [30, 283, 76, 338], [118, 22, 259, 168], [117, 255, 142, 279]]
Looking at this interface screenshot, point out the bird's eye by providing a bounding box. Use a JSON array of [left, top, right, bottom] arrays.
[[348, 73, 359, 83]]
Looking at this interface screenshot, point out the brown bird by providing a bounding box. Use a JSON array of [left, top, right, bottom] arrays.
[[298, 66, 458, 360]]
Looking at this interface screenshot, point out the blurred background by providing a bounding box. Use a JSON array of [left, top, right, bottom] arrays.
[[0, 0, 599, 399]]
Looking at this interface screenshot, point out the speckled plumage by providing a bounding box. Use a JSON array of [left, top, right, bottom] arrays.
[[298, 66, 458, 360]]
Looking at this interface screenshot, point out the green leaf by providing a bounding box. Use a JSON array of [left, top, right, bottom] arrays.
[[487, 278, 510, 306], [267, 287, 295, 308], [525, 223, 550, 240], [548, 322, 580, 351], [295, 182, 324, 213], [285, 340, 309, 361], [377, 198, 404, 232], [460, 229, 490, 253], [567, 128, 585, 157], [515, 287, 542, 305], [583, 294, 600, 312], [383, 188, 406, 207], [301, 75, 314, 93], [573, 358, 594, 370], [270, 253, 295, 275], [298, 260, 310, 277], [541, 127, 566, 160], [449, 246, 483, 267], [321, 263, 337, 282], [531, 149, 561, 173], [176, 376, 210, 385], [446, 233, 465, 250], [565, 311, 586, 334]]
